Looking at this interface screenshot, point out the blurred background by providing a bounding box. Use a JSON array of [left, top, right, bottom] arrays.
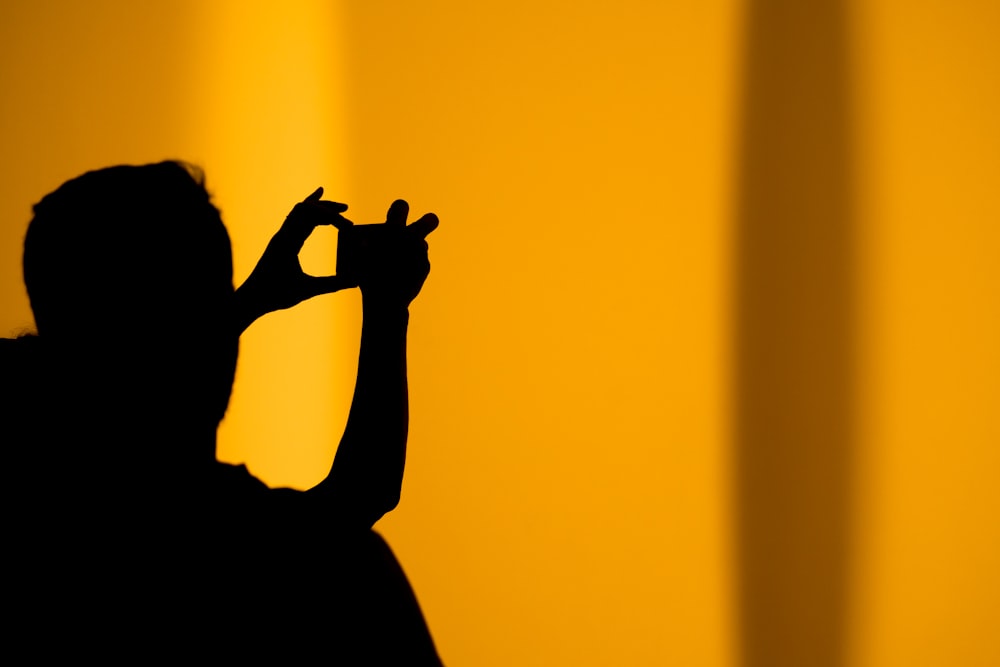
[[1, 1, 998, 665]]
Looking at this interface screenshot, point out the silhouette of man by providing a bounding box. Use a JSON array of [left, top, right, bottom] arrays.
[[12, 161, 442, 663]]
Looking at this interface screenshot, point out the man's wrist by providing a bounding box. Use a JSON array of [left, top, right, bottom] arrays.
[[361, 293, 410, 324], [232, 284, 263, 334]]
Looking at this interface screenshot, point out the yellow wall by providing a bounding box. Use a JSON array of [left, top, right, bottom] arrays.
[[0, 1, 200, 331], [2, 2, 999, 666], [851, 1, 1000, 665], [339, 3, 738, 664]]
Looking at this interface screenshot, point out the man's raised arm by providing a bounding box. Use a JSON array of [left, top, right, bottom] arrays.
[[308, 199, 438, 528], [233, 194, 438, 527]]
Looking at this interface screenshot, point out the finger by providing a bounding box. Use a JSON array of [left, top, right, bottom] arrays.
[[301, 274, 358, 299], [312, 201, 353, 229], [329, 214, 353, 230], [314, 200, 350, 214], [302, 203, 353, 226], [407, 212, 439, 239], [276, 207, 348, 256], [289, 202, 351, 227], [386, 199, 409, 227], [305, 187, 323, 202]]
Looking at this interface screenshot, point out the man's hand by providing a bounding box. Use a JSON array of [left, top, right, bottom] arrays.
[[234, 187, 356, 333], [360, 199, 439, 309]]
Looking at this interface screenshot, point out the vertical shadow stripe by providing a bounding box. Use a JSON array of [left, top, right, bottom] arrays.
[[735, 1, 855, 666]]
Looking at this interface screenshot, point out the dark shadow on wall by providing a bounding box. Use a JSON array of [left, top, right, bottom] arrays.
[[734, 1, 855, 666]]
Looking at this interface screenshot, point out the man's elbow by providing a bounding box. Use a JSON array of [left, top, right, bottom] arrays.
[[359, 489, 400, 529], [375, 488, 401, 518]]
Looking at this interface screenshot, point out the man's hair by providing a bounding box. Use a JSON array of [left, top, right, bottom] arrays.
[[24, 161, 231, 338], [23, 161, 238, 427]]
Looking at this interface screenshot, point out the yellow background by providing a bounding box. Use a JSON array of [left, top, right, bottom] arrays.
[[1, 1, 997, 666]]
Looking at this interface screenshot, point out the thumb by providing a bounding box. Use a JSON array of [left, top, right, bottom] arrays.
[[301, 274, 358, 299]]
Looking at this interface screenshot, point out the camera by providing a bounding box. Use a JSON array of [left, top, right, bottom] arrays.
[[336, 223, 403, 285]]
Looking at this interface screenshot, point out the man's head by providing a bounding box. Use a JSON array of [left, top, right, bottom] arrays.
[[23, 161, 238, 431]]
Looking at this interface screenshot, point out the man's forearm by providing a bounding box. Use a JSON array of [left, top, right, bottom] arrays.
[[312, 298, 411, 527]]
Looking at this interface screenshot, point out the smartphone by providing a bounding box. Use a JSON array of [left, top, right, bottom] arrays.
[[336, 223, 399, 284]]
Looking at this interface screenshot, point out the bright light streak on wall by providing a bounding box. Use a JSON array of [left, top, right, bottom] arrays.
[[187, 0, 360, 489]]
